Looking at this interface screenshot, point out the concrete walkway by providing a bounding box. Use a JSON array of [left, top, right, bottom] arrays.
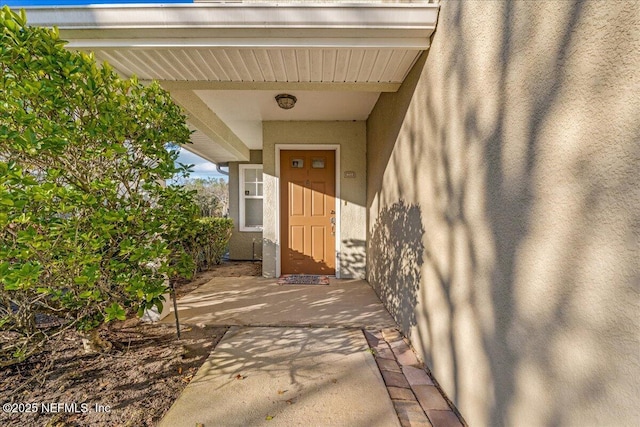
[[159, 277, 464, 427], [162, 277, 397, 329], [159, 327, 400, 427]]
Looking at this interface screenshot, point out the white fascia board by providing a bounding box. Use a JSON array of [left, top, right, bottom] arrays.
[[23, 3, 439, 49], [62, 37, 431, 50], [153, 81, 402, 93], [23, 3, 439, 30]]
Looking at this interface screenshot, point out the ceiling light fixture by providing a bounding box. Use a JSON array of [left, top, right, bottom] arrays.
[[275, 93, 297, 110]]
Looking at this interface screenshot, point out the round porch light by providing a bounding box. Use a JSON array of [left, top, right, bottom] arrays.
[[275, 93, 297, 110]]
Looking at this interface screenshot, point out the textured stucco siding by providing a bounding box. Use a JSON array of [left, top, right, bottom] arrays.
[[228, 150, 263, 260], [366, 1, 640, 426], [262, 121, 367, 279]]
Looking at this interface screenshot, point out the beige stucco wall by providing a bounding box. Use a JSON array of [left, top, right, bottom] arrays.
[[262, 121, 367, 279], [228, 150, 263, 260], [366, 1, 640, 426]]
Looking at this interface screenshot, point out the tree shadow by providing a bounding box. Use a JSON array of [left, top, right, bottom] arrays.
[[340, 238, 366, 279], [368, 201, 424, 335], [162, 326, 399, 427], [367, 1, 639, 425]]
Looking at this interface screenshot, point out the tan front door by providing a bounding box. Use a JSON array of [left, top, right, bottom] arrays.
[[281, 150, 336, 275]]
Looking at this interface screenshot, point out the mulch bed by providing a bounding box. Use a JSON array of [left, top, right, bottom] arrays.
[[0, 322, 227, 427], [0, 261, 261, 427]]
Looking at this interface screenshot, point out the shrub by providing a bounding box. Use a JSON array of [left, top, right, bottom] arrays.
[[172, 217, 233, 278], [197, 217, 234, 268], [0, 7, 197, 365]]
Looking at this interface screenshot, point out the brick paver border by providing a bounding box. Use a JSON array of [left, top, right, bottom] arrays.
[[364, 328, 467, 427]]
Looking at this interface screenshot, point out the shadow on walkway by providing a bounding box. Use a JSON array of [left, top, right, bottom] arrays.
[[162, 277, 397, 330]]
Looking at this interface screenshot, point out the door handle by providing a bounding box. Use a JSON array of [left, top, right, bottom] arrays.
[[330, 217, 336, 224]]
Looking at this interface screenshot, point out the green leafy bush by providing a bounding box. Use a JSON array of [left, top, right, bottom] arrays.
[[196, 217, 234, 268], [172, 217, 233, 278], [0, 7, 201, 365]]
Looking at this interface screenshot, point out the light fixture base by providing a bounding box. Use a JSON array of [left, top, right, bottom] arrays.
[[275, 93, 297, 110]]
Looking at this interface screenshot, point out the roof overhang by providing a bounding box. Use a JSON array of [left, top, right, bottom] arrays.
[[23, 2, 440, 163], [24, 3, 438, 46]]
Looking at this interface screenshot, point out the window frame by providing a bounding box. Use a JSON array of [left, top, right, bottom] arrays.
[[238, 164, 264, 232]]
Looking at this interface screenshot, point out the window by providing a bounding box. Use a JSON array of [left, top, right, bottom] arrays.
[[239, 164, 263, 231], [311, 158, 326, 169]]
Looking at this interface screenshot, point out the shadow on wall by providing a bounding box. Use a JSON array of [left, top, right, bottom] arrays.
[[340, 239, 366, 279], [368, 0, 640, 425], [262, 238, 277, 277], [410, 1, 638, 425], [368, 201, 424, 335]]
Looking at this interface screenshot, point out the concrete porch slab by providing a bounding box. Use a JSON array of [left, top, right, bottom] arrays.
[[162, 277, 396, 329], [158, 327, 401, 427]]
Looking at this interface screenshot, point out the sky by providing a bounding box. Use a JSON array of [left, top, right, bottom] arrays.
[[174, 147, 228, 182], [4, 1, 189, 5]]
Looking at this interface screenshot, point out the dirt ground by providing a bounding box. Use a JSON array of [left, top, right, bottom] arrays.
[[0, 261, 261, 427], [174, 260, 262, 298]]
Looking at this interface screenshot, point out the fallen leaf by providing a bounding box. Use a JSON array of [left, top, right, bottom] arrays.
[[235, 374, 246, 380], [196, 424, 204, 427], [277, 389, 287, 395], [285, 399, 294, 405], [265, 415, 274, 421], [178, 366, 183, 374]]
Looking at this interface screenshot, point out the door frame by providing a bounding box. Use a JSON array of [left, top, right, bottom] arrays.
[[275, 144, 341, 278]]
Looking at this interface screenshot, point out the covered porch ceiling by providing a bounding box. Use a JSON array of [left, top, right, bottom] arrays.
[[25, 2, 439, 163]]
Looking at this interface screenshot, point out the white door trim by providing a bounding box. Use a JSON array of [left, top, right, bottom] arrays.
[[275, 144, 341, 279]]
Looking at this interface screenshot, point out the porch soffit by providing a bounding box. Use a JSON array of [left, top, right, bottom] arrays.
[[24, 3, 439, 163]]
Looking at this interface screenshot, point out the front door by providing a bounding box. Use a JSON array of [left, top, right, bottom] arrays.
[[280, 150, 336, 275]]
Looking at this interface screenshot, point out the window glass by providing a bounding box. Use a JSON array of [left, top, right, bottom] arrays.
[[245, 168, 257, 182], [239, 164, 263, 231], [245, 199, 263, 227]]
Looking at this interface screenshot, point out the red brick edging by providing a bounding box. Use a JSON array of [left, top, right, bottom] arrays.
[[364, 328, 466, 427]]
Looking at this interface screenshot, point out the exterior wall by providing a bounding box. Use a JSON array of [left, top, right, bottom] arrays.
[[228, 150, 263, 260], [263, 121, 367, 279], [366, 1, 640, 426]]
